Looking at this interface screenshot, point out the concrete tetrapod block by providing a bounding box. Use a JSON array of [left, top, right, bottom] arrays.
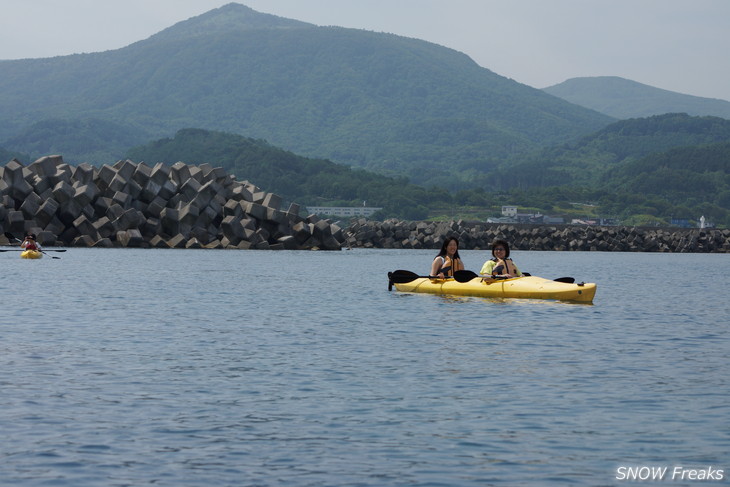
[[139, 179, 162, 204], [158, 180, 178, 201], [167, 233, 187, 249], [73, 215, 100, 242], [132, 162, 152, 186], [160, 208, 181, 237], [261, 193, 281, 211], [117, 229, 144, 247], [107, 173, 128, 193], [93, 237, 114, 248], [58, 199, 84, 226], [72, 234, 96, 247], [96, 165, 117, 191], [170, 162, 191, 186], [142, 217, 162, 238], [9, 177, 33, 200], [149, 235, 171, 248], [150, 162, 171, 185], [30, 174, 52, 195], [73, 183, 100, 207], [92, 216, 116, 239], [113, 159, 137, 181], [28, 155, 64, 178], [19, 192, 42, 219], [72, 163, 96, 185], [36, 230, 57, 246], [221, 215, 244, 244], [7, 210, 25, 234]]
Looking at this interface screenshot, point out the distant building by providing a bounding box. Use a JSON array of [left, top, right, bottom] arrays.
[[306, 206, 383, 217], [501, 205, 518, 217]]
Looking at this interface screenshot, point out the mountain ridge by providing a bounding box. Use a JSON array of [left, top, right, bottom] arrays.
[[0, 3, 612, 188], [543, 76, 730, 119]]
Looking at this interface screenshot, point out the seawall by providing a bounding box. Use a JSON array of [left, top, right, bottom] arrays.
[[1, 157, 343, 250], [344, 218, 730, 253]]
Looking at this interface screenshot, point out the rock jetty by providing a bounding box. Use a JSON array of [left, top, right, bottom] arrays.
[[3, 157, 727, 253], [0, 157, 343, 250], [344, 219, 730, 253]]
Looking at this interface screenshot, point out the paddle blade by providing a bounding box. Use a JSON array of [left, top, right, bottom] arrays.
[[453, 270, 480, 283], [554, 277, 575, 284], [388, 270, 424, 284]]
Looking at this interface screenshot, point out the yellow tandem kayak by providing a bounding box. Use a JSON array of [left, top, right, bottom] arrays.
[[390, 271, 596, 303], [20, 249, 43, 259]]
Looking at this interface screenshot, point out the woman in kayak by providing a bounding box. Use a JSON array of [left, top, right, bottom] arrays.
[[430, 237, 464, 278], [480, 239, 522, 278], [20, 233, 41, 252]]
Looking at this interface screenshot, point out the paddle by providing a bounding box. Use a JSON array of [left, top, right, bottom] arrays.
[[454, 269, 575, 284], [3, 232, 63, 259], [553, 277, 575, 284], [0, 248, 66, 253], [387, 269, 451, 290]]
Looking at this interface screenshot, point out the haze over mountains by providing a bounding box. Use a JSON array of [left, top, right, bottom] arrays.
[[544, 76, 730, 120]]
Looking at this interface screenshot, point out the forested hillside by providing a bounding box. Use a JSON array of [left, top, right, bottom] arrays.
[[126, 129, 450, 219], [544, 76, 730, 119], [0, 3, 611, 188], [489, 114, 730, 189], [124, 123, 730, 227], [3, 119, 149, 165]]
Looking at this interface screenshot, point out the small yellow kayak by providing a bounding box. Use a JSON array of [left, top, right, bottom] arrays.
[[391, 272, 596, 303], [20, 249, 43, 259]]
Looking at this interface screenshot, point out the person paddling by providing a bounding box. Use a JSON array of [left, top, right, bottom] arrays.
[[430, 237, 464, 279], [480, 239, 522, 278], [20, 233, 41, 252]]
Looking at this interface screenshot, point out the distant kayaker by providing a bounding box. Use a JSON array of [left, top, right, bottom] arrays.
[[431, 237, 464, 278], [20, 233, 41, 252], [480, 239, 522, 278]]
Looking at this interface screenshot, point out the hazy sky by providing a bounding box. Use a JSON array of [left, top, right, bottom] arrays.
[[1, 0, 728, 101]]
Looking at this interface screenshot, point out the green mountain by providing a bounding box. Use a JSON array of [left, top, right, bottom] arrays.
[[0, 3, 612, 188], [491, 113, 730, 190], [543, 76, 730, 120], [3, 118, 149, 164], [126, 128, 450, 219]]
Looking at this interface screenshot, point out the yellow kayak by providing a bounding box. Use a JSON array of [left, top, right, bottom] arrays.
[[392, 273, 596, 303], [20, 249, 43, 259]]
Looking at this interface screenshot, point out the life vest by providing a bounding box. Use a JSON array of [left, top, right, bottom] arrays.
[[438, 256, 462, 277], [23, 240, 39, 251], [491, 257, 517, 276]]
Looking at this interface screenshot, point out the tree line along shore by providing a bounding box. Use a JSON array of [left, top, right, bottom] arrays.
[[1, 157, 728, 253]]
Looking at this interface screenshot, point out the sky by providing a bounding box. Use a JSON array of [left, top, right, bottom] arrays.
[[1, 0, 728, 101]]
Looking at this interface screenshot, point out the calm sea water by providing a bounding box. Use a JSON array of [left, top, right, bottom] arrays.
[[2, 248, 728, 486]]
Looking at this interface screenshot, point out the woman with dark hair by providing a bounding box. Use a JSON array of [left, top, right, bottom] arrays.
[[20, 233, 41, 252], [480, 239, 522, 278], [430, 237, 464, 279]]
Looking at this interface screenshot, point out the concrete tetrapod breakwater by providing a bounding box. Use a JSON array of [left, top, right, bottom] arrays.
[[0, 157, 343, 250], [343, 219, 730, 253]]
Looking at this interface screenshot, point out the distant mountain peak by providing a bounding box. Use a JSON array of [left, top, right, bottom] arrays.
[[543, 76, 730, 119], [144, 3, 315, 44]]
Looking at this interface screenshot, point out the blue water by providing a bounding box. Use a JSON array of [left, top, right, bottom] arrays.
[[2, 248, 728, 486]]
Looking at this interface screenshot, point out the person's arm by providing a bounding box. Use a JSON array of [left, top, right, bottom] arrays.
[[430, 257, 444, 278], [479, 260, 495, 276]]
